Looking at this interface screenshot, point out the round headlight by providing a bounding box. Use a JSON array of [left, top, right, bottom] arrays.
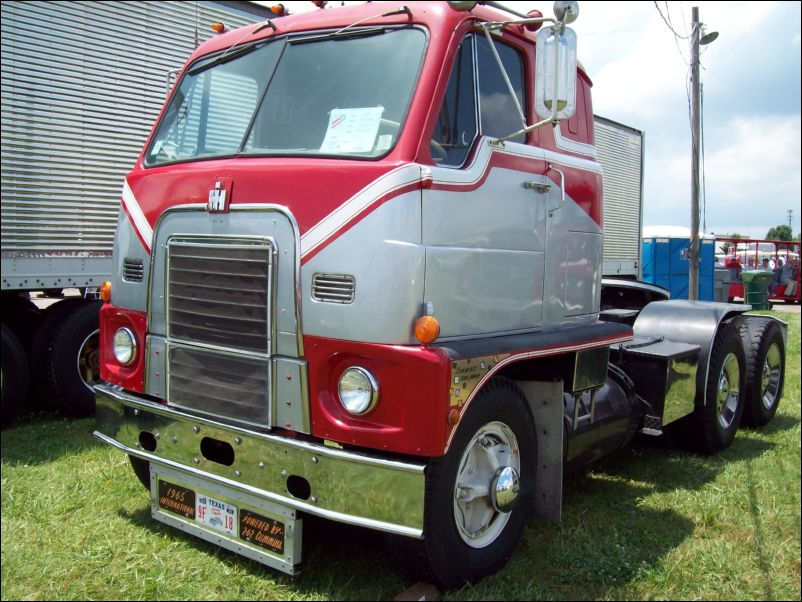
[[338, 367, 379, 415], [113, 327, 137, 365]]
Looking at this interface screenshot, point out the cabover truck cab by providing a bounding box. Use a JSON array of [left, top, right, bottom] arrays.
[[93, 1, 787, 588]]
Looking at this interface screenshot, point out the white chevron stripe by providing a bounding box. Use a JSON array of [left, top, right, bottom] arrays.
[[122, 179, 153, 252], [300, 163, 422, 258]]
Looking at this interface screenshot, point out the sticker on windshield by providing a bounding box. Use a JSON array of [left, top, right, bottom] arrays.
[[376, 135, 393, 152], [320, 107, 384, 154]]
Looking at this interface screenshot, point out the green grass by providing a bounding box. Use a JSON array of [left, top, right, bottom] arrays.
[[2, 312, 800, 601]]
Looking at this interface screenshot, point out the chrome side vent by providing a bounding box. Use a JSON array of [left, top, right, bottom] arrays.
[[122, 258, 144, 282], [312, 273, 355, 304]]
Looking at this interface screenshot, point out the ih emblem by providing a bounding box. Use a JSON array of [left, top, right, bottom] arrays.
[[207, 178, 232, 213]]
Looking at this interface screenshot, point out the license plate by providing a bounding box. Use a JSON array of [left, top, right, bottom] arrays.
[[156, 479, 285, 553], [197, 492, 237, 536]]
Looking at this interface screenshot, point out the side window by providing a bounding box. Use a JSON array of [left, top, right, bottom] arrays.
[[476, 36, 526, 144], [431, 38, 477, 166]]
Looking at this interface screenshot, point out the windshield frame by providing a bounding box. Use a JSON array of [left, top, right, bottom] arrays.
[[143, 25, 429, 169]]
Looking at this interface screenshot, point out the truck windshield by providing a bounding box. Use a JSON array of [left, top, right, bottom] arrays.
[[145, 27, 426, 166]]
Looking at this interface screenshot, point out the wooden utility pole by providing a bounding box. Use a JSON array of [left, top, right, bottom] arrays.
[[689, 6, 701, 300]]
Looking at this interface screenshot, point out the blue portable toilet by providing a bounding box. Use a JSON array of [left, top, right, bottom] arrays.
[[642, 226, 714, 300]]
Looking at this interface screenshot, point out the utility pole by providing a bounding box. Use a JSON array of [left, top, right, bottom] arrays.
[[689, 7, 717, 300], [689, 7, 702, 300]]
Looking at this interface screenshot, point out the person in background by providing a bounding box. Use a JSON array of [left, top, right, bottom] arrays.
[[760, 257, 772, 272], [780, 258, 798, 296], [725, 255, 742, 282], [772, 258, 784, 295]]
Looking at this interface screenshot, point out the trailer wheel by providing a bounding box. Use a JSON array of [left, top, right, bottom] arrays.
[[1, 324, 29, 428], [128, 456, 151, 490], [407, 378, 536, 588], [691, 322, 746, 454], [741, 321, 784, 427], [33, 300, 102, 417]]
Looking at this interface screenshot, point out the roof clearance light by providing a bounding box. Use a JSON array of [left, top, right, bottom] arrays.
[[311, 0, 328, 7], [270, 4, 287, 16], [414, 315, 441, 345], [525, 10, 544, 32], [211, 22, 226, 34]]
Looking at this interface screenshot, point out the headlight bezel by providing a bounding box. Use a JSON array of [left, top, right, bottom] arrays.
[[337, 366, 379, 415]]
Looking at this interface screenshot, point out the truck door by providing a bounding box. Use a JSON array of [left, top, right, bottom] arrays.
[[422, 34, 548, 338]]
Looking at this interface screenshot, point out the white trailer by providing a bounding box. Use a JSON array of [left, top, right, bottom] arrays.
[[1, 0, 271, 425]]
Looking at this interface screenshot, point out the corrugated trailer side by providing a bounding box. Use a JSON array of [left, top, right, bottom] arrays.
[[595, 115, 644, 279], [1, 0, 270, 425]]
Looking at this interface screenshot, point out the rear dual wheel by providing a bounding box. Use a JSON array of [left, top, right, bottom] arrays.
[[741, 320, 784, 427], [690, 322, 746, 454]]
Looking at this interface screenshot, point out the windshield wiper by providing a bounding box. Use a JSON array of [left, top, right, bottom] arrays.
[[291, 5, 412, 44], [188, 44, 258, 76], [187, 18, 278, 77]]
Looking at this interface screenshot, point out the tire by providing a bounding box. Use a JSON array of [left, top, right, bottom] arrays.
[[1, 324, 29, 428], [1, 295, 41, 353], [741, 320, 784, 427], [405, 378, 536, 588], [129, 455, 151, 490], [689, 322, 746, 454], [32, 300, 102, 417]]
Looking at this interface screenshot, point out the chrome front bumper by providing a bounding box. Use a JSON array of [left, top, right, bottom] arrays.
[[93, 383, 425, 538]]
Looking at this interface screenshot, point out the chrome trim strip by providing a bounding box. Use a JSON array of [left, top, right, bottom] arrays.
[[553, 123, 598, 158], [444, 333, 633, 451]]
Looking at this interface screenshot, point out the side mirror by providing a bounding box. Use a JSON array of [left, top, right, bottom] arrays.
[[535, 25, 577, 121]]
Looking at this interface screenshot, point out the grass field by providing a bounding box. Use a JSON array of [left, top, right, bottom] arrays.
[[2, 312, 799, 601]]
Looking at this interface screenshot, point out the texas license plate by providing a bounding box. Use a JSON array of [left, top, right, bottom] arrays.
[[155, 477, 287, 556]]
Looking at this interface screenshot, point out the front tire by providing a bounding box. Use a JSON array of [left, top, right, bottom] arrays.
[[415, 378, 536, 588]]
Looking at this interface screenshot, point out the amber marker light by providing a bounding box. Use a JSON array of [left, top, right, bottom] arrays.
[[211, 22, 226, 33], [100, 281, 112, 303], [448, 408, 461, 426], [414, 315, 440, 345]]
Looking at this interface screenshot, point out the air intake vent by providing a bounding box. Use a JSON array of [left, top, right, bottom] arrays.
[[123, 258, 144, 282], [312, 273, 355, 304]]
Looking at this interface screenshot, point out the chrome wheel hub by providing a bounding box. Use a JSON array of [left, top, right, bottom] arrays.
[[761, 343, 782, 410], [77, 329, 100, 392], [717, 352, 740, 429], [453, 421, 520, 548]]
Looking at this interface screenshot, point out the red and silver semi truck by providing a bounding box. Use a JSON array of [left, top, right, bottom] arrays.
[[92, 1, 787, 588]]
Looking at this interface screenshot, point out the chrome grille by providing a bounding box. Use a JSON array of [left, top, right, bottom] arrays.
[[168, 346, 270, 427], [122, 258, 144, 282], [167, 239, 272, 354], [312, 273, 355, 304]]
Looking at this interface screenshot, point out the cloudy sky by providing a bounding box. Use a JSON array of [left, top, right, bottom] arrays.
[[270, 1, 801, 239]]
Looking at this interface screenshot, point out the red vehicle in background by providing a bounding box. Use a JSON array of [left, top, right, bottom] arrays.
[[717, 238, 801, 304]]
